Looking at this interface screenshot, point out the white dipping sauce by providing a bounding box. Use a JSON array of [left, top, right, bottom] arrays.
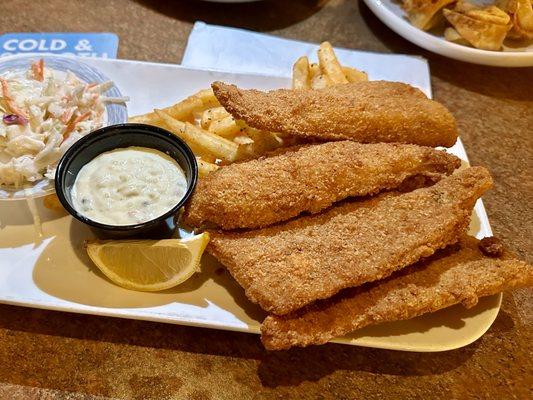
[[71, 146, 187, 225]]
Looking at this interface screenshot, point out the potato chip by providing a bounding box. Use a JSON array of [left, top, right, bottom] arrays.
[[403, 0, 456, 30], [444, 27, 471, 45], [465, 5, 511, 26], [443, 8, 511, 50], [501, 0, 533, 39], [454, 0, 481, 13]]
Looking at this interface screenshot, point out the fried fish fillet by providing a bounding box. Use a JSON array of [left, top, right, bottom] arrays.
[[211, 81, 458, 147], [183, 142, 461, 230], [261, 236, 533, 350], [208, 167, 493, 315]]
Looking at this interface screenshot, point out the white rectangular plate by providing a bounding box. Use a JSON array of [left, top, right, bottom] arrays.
[[0, 57, 498, 351]]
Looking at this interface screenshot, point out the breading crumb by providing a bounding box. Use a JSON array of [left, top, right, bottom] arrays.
[[479, 237, 504, 258]]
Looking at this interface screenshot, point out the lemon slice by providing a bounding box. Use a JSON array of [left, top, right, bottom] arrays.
[[86, 233, 209, 291]]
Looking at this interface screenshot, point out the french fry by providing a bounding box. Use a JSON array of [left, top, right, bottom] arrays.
[[292, 56, 310, 89], [155, 110, 239, 162], [317, 41, 348, 84], [154, 109, 215, 158], [129, 95, 203, 126], [197, 158, 219, 178], [311, 73, 331, 89], [208, 116, 242, 138], [164, 96, 204, 122], [309, 63, 321, 80], [244, 127, 284, 156], [233, 135, 255, 145], [342, 66, 368, 83], [128, 112, 162, 125], [200, 107, 230, 129], [195, 88, 220, 108]]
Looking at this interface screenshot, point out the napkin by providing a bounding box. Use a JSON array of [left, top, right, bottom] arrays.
[[182, 22, 432, 97]]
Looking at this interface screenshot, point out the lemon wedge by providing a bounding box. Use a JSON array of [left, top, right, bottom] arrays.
[[86, 233, 209, 291]]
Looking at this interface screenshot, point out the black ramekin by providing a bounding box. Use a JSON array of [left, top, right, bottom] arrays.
[[55, 123, 198, 238]]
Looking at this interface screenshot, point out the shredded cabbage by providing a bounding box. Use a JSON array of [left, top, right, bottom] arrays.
[[0, 60, 128, 187]]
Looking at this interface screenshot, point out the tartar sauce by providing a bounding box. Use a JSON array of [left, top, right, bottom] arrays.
[[71, 146, 187, 225]]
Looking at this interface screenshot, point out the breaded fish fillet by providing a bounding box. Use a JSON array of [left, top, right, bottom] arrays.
[[208, 167, 493, 315], [212, 81, 458, 147], [261, 236, 533, 350], [183, 142, 461, 230]]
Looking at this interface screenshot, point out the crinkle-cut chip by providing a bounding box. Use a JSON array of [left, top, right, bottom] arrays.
[[444, 27, 471, 44], [403, 0, 456, 30], [500, 0, 533, 39], [443, 8, 511, 50]]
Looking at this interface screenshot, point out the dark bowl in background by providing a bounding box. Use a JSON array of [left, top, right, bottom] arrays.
[[55, 123, 198, 238]]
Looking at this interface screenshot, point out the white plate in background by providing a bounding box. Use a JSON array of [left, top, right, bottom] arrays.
[[363, 0, 533, 67]]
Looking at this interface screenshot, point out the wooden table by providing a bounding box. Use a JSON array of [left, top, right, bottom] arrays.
[[1, 0, 531, 398]]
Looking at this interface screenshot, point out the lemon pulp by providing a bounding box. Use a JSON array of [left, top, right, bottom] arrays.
[[86, 233, 209, 291]]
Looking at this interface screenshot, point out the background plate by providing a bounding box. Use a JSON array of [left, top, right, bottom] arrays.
[[363, 0, 533, 67], [0, 57, 498, 351]]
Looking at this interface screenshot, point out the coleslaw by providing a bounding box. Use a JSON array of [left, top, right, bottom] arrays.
[[0, 59, 128, 187]]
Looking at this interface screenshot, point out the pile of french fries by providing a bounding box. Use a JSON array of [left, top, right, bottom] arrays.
[[129, 42, 368, 178], [292, 42, 368, 89], [129, 88, 285, 177], [44, 42, 367, 209]]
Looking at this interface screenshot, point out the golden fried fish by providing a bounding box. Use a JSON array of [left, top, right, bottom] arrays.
[[261, 236, 533, 350], [212, 81, 458, 148], [184, 142, 461, 230], [208, 167, 493, 315]]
